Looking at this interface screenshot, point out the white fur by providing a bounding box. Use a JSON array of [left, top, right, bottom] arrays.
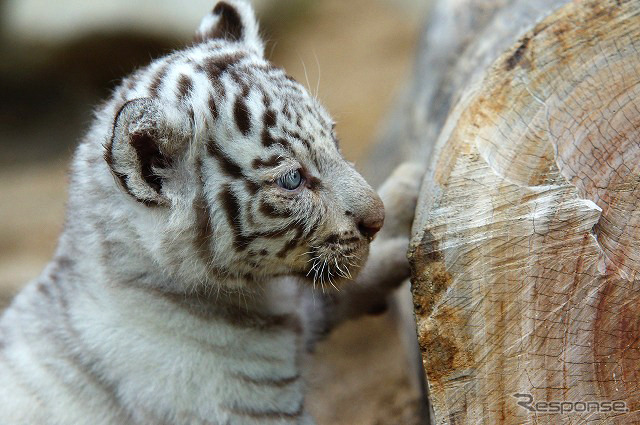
[[0, 1, 422, 424]]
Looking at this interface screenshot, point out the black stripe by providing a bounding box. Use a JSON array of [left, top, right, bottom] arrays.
[[152, 285, 302, 333], [252, 154, 282, 169], [284, 129, 303, 141], [124, 74, 138, 91], [259, 199, 288, 218], [33, 264, 133, 419], [208, 93, 218, 119], [223, 306, 302, 332], [229, 372, 300, 388], [253, 227, 290, 240], [307, 175, 323, 191], [283, 103, 292, 120], [192, 169, 214, 266], [198, 53, 244, 81], [206, 140, 262, 198], [219, 188, 299, 251], [340, 236, 360, 244], [261, 129, 290, 149], [261, 128, 277, 147], [207, 139, 244, 178], [307, 148, 323, 171], [234, 96, 251, 135], [244, 179, 260, 195], [148, 63, 169, 97], [223, 402, 303, 420], [234, 84, 251, 135], [217, 79, 227, 101], [245, 200, 259, 227], [300, 138, 312, 151], [325, 234, 339, 244], [219, 185, 251, 250], [177, 73, 193, 99], [262, 90, 273, 109], [277, 227, 303, 258], [263, 108, 277, 128], [283, 129, 313, 152]]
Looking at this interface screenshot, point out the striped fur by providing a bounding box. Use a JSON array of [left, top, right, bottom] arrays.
[[0, 2, 422, 424]]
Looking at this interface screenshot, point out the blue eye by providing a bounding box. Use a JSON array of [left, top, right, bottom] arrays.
[[277, 169, 303, 190]]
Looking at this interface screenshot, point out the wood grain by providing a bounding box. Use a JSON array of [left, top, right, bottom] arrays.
[[408, 0, 640, 423]]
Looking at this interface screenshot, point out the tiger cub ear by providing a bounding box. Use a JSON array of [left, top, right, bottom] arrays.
[[105, 98, 174, 207], [195, 0, 264, 56]]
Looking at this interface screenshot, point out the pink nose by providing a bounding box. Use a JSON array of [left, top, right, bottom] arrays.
[[357, 197, 385, 239], [358, 216, 383, 238]]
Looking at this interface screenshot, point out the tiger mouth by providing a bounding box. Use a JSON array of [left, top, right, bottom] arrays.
[[302, 239, 368, 290]]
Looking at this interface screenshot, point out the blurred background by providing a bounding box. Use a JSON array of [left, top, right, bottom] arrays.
[[0, 0, 428, 423]]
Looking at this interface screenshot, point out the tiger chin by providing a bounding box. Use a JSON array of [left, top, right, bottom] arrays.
[[0, 1, 423, 424]]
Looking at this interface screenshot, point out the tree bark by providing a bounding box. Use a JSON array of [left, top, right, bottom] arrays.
[[372, 0, 640, 423]]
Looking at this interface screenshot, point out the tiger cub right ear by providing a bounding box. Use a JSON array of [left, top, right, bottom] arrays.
[[194, 0, 264, 56], [105, 98, 174, 207]]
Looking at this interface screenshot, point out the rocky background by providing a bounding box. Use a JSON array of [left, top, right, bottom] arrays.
[[0, 1, 428, 423]]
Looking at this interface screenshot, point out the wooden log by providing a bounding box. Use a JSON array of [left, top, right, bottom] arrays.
[[366, 0, 569, 187], [367, 4, 571, 422], [405, 0, 640, 423]]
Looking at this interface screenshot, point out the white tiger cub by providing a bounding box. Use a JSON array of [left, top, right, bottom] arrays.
[[0, 1, 423, 424]]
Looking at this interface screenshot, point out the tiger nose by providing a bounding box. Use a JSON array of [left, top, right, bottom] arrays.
[[357, 195, 385, 239]]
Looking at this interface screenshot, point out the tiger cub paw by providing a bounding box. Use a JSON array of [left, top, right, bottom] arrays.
[[376, 162, 425, 241], [358, 162, 425, 292]]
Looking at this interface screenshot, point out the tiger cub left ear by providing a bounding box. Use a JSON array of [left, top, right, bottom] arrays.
[[105, 98, 175, 207], [195, 0, 264, 56]]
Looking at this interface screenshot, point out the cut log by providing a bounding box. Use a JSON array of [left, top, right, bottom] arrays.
[[400, 0, 640, 423]]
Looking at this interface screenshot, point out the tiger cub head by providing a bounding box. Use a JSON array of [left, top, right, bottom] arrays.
[[98, 0, 384, 290]]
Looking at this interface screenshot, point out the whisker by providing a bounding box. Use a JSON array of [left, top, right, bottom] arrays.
[[299, 54, 312, 93], [312, 49, 321, 99]]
